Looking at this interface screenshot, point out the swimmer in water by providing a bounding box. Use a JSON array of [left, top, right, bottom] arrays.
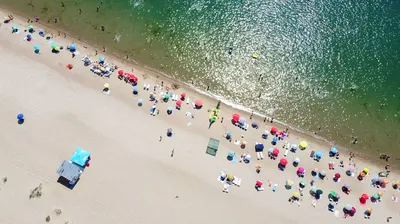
[[228, 47, 233, 55]]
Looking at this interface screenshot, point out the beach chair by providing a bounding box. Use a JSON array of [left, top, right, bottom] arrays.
[[223, 183, 230, 193], [284, 149, 289, 157], [186, 97, 190, 105], [257, 152, 264, 160], [233, 176, 242, 187], [310, 151, 315, 158], [143, 84, 147, 90]]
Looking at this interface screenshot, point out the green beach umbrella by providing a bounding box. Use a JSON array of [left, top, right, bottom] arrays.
[[316, 189, 323, 195], [373, 193, 379, 199], [329, 191, 337, 197], [54, 46, 60, 51], [164, 94, 169, 99], [299, 181, 306, 188], [28, 25, 33, 30]]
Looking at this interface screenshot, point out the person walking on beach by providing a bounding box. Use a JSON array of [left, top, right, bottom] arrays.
[[221, 117, 224, 123], [171, 149, 174, 157], [159, 136, 162, 142]]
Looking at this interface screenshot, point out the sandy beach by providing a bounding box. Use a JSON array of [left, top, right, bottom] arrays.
[[0, 10, 399, 224]]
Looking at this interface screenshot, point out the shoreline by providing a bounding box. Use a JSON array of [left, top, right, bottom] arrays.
[[0, 5, 396, 171]]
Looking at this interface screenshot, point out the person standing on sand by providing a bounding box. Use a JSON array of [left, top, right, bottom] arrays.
[[159, 136, 162, 142], [171, 149, 174, 157], [221, 117, 224, 123]]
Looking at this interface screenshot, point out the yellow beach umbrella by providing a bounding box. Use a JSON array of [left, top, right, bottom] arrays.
[[299, 141, 308, 149], [255, 164, 261, 169], [227, 174, 234, 181], [293, 192, 300, 198], [104, 83, 110, 88], [367, 208, 372, 213], [363, 168, 369, 174], [286, 180, 293, 186]]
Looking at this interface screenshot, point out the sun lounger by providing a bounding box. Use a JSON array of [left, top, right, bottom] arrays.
[[223, 183, 230, 193], [186, 97, 190, 104], [146, 84, 150, 90], [233, 176, 242, 187], [257, 152, 264, 160], [284, 149, 289, 157], [174, 95, 179, 101], [143, 84, 147, 90]]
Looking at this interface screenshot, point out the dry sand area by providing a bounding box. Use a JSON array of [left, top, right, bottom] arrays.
[[0, 11, 399, 224]]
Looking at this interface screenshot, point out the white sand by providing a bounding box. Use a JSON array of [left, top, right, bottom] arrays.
[[0, 10, 399, 224]]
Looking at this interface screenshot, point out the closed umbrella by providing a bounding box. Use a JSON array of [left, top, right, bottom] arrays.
[[280, 158, 288, 166]]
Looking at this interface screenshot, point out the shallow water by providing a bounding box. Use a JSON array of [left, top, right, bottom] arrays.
[[1, 0, 399, 158]]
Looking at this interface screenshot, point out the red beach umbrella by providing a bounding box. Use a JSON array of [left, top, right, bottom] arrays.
[[176, 100, 182, 107], [181, 93, 186, 99], [195, 99, 203, 107], [280, 158, 288, 166], [256, 180, 263, 187], [272, 148, 280, 156], [118, 70, 124, 75], [271, 127, 278, 134], [232, 113, 240, 122], [335, 173, 341, 179]]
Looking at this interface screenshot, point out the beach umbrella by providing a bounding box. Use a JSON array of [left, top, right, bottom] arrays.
[[118, 70, 124, 75], [252, 120, 258, 127], [344, 204, 352, 211], [167, 106, 173, 111], [299, 141, 307, 149], [310, 186, 317, 194], [315, 151, 323, 158], [69, 44, 76, 51], [329, 191, 337, 198], [291, 144, 297, 150], [176, 100, 182, 107], [270, 126, 278, 134], [272, 136, 278, 143], [320, 170, 326, 177], [316, 189, 323, 195], [239, 117, 246, 124], [26, 34, 32, 39], [299, 181, 306, 188], [363, 168, 369, 174], [286, 180, 293, 186], [372, 176, 379, 183], [54, 46, 60, 52], [272, 148, 279, 156], [38, 29, 45, 37], [335, 173, 341, 179], [17, 113, 24, 120], [294, 157, 300, 163], [255, 180, 263, 187], [99, 57, 105, 62], [180, 93, 186, 99], [280, 158, 288, 166], [227, 174, 234, 181], [330, 147, 338, 154], [297, 167, 305, 173], [28, 25, 33, 30], [350, 207, 356, 215], [33, 45, 39, 50], [232, 113, 240, 122], [12, 25, 18, 30], [103, 83, 109, 88], [195, 99, 203, 107], [244, 154, 251, 161], [164, 93, 170, 99], [372, 193, 380, 199], [293, 192, 300, 198]]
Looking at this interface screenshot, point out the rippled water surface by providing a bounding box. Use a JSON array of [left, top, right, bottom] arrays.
[[1, 0, 399, 158]]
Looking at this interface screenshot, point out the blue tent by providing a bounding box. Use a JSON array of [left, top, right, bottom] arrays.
[[316, 151, 323, 158], [255, 143, 264, 152], [70, 148, 91, 167], [330, 147, 338, 154]]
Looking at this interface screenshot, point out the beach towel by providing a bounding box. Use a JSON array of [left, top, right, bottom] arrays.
[[233, 176, 242, 187]]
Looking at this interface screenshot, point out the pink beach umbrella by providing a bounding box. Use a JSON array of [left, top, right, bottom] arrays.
[[297, 167, 305, 173], [272, 148, 280, 156], [176, 100, 182, 107]]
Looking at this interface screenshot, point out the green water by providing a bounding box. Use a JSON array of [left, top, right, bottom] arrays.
[[1, 0, 399, 160]]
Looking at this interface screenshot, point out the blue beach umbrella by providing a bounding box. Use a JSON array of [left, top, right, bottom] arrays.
[[316, 151, 323, 158], [12, 25, 18, 30], [69, 44, 76, 51], [255, 143, 264, 152], [26, 34, 32, 39], [38, 29, 45, 37], [17, 113, 24, 120], [99, 57, 105, 62], [330, 147, 338, 154], [34, 45, 39, 50], [272, 136, 278, 143]]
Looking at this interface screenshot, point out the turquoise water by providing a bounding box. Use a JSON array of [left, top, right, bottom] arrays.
[[1, 0, 399, 158]]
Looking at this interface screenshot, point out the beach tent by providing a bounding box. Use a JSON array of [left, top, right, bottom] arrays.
[[206, 138, 219, 156], [255, 143, 264, 152], [70, 148, 91, 167]]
